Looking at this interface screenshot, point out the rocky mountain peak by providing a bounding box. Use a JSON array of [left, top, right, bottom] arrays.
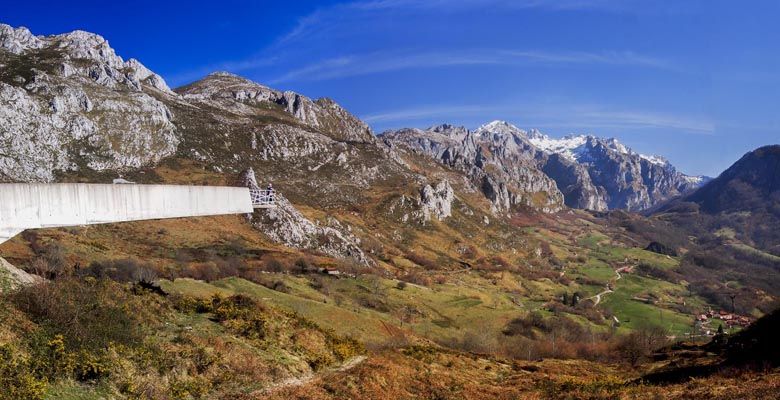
[[0, 24, 43, 54], [178, 71, 374, 143], [126, 58, 172, 93], [382, 123, 565, 213], [208, 71, 243, 79], [600, 137, 630, 155], [427, 123, 469, 140], [0, 23, 173, 94], [475, 120, 526, 138], [526, 128, 546, 140], [53, 29, 124, 68]]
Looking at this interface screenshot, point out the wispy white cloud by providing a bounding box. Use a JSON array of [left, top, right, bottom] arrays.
[[363, 105, 494, 124], [498, 50, 674, 69], [269, 50, 498, 84], [168, 0, 663, 86], [572, 109, 714, 133], [363, 103, 714, 134], [275, 0, 633, 47], [269, 49, 673, 84]]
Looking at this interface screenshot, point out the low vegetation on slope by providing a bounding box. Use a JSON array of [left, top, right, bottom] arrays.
[[2, 151, 776, 398], [3, 257, 777, 399], [0, 273, 363, 399]]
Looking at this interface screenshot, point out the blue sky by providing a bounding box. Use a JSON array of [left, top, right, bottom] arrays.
[[4, 0, 780, 176]]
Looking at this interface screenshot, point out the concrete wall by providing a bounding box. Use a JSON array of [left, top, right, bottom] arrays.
[[0, 184, 253, 243]]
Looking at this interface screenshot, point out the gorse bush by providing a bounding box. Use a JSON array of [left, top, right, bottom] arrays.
[[210, 294, 268, 340], [11, 278, 145, 351], [0, 345, 47, 400], [1, 271, 367, 398]]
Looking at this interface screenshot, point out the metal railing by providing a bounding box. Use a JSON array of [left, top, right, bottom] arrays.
[[249, 188, 276, 208]]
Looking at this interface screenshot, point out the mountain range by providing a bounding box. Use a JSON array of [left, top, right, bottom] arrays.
[[1, 23, 779, 399], [381, 121, 707, 213]]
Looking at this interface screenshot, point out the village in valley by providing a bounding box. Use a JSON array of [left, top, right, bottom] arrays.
[[695, 309, 753, 336]]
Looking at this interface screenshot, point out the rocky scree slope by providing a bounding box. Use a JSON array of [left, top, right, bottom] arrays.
[[382, 120, 705, 212]]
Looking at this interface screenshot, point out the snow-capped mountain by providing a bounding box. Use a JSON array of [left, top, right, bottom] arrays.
[[527, 129, 709, 189], [383, 120, 708, 211]]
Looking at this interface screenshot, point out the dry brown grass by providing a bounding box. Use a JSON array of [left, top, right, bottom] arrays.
[[263, 347, 780, 400]]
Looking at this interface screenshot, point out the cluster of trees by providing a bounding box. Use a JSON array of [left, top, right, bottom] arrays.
[[560, 292, 582, 307]]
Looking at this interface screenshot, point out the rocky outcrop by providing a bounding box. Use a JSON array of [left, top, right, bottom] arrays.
[[380, 121, 565, 214], [417, 180, 454, 222], [0, 257, 41, 292], [0, 25, 43, 54], [0, 24, 178, 182], [539, 153, 607, 211], [382, 180, 455, 224], [251, 196, 372, 266], [239, 169, 371, 265]]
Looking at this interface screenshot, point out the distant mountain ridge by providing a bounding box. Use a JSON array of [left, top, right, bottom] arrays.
[[682, 145, 780, 214], [382, 120, 707, 212], [656, 145, 780, 255]]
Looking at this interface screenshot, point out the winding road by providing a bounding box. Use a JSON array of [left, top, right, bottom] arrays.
[[588, 266, 629, 306]]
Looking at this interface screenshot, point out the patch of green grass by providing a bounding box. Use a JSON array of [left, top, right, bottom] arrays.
[[163, 277, 394, 345], [578, 233, 609, 248], [730, 243, 780, 262], [446, 296, 483, 308], [577, 259, 615, 282], [600, 275, 693, 335]]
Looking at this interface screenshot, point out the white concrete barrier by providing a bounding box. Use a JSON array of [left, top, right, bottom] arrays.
[[0, 184, 253, 244]]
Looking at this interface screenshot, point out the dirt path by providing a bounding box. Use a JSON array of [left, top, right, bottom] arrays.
[[590, 288, 613, 306], [258, 355, 367, 395], [589, 266, 631, 306]]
